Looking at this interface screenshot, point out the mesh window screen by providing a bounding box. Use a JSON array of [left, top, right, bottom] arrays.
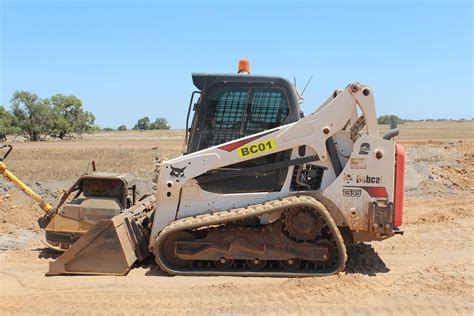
[[199, 87, 248, 149], [245, 89, 289, 134], [213, 91, 247, 130], [198, 86, 289, 150]]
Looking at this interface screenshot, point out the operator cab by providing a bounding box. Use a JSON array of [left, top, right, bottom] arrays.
[[183, 61, 303, 193], [185, 73, 301, 153]]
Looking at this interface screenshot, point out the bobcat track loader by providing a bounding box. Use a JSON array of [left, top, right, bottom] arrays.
[[19, 60, 406, 276]]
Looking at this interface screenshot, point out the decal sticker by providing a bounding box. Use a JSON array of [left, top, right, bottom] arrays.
[[343, 173, 353, 184], [350, 158, 367, 169], [345, 186, 388, 198], [238, 139, 277, 158], [218, 130, 276, 152], [343, 188, 362, 197], [169, 165, 186, 178], [359, 142, 371, 155], [362, 186, 388, 198], [343, 173, 383, 184], [356, 175, 383, 184]]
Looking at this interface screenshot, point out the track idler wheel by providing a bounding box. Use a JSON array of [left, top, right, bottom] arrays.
[[280, 258, 300, 270], [162, 231, 195, 267], [246, 259, 266, 270], [214, 258, 234, 269]]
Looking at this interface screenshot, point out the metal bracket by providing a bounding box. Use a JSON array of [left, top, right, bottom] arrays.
[[370, 200, 394, 236]]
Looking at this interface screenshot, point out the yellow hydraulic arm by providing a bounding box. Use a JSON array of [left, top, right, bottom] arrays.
[[0, 144, 52, 213]]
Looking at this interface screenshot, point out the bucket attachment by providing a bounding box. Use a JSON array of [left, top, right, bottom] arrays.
[[47, 195, 155, 276]]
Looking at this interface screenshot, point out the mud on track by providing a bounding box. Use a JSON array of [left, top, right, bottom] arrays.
[[0, 137, 473, 315]]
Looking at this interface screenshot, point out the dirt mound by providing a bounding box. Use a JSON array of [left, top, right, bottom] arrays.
[[404, 141, 473, 197], [0, 178, 72, 233], [0, 182, 44, 233]]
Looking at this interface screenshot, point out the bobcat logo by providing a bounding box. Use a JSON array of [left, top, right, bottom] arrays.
[[343, 173, 353, 183], [170, 165, 186, 178]]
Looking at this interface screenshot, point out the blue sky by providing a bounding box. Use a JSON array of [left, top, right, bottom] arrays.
[[1, 0, 472, 128]]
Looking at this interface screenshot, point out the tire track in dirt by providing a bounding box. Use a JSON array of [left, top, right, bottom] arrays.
[[1, 283, 470, 315]]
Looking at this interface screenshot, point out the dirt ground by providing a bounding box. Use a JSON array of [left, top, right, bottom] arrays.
[[0, 123, 473, 315]]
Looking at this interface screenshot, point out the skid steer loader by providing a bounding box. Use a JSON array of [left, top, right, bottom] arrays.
[[6, 60, 406, 276]]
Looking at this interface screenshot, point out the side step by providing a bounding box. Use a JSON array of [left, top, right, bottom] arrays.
[[47, 195, 155, 276]]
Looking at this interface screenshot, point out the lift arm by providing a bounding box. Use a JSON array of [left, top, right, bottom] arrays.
[[0, 144, 52, 213]]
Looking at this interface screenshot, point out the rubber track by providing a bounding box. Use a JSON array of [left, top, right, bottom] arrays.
[[154, 195, 348, 277]]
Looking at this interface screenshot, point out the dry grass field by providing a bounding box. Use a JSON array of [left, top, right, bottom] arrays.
[[0, 121, 473, 315], [4, 129, 185, 181], [379, 120, 473, 141]]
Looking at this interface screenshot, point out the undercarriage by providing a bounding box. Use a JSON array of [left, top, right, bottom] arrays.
[[154, 196, 347, 276]]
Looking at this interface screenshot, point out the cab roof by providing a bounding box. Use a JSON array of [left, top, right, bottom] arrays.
[[192, 73, 297, 95]]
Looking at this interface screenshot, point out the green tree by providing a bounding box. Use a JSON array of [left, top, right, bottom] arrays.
[[377, 115, 404, 125], [133, 117, 151, 130], [102, 127, 114, 131], [50, 94, 95, 139], [149, 117, 171, 130], [75, 110, 96, 136], [117, 125, 127, 131], [10, 91, 54, 141], [0, 106, 19, 141]]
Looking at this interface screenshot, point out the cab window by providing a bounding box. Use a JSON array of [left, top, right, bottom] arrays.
[[198, 85, 289, 150]]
